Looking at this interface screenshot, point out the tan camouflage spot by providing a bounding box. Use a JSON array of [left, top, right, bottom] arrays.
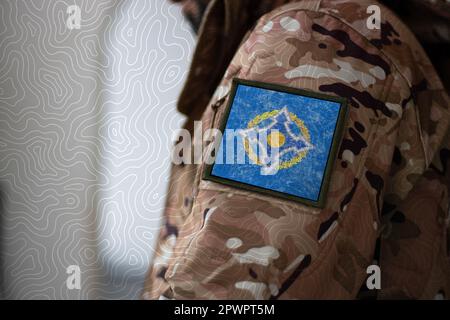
[[400, 142, 410, 151], [435, 293, 445, 300], [283, 254, 305, 273], [373, 221, 378, 231], [368, 66, 386, 80], [318, 220, 338, 243], [235, 281, 267, 300], [213, 85, 230, 101], [280, 16, 300, 32], [430, 104, 442, 122], [167, 234, 177, 246], [284, 59, 377, 88], [226, 237, 243, 249], [334, 60, 377, 88], [204, 207, 217, 225], [168, 261, 181, 278], [342, 149, 355, 164], [153, 235, 176, 266], [269, 283, 279, 296], [386, 103, 402, 117], [232, 246, 280, 266], [262, 20, 273, 33]]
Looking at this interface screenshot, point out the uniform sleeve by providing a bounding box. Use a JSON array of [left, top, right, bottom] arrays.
[[160, 5, 450, 299], [379, 89, 450, 299], [160, 7, 404, 300]]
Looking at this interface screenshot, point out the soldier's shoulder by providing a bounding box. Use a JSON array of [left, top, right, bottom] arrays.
[[256, 0, 443, 91]]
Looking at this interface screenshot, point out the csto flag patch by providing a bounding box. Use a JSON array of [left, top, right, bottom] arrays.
[[203, 79, 347, 207]]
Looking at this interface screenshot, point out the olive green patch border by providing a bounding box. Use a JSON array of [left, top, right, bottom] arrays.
[[203, 78, 348, 208]]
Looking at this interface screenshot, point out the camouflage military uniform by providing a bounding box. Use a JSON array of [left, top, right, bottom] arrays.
[[143, 0, 450, 299]]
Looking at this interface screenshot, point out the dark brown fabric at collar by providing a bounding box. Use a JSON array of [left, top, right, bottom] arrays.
[[176, 0, 290, 119], [172, 0, 210, 33]]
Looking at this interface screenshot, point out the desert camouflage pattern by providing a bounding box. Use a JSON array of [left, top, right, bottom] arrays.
[[143, 0, 450, 299]]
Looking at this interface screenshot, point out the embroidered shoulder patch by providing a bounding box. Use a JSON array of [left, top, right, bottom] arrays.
[[203, 78, 348, 208]]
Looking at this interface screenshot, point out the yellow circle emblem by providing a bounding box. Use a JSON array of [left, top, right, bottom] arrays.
[[243, 109, 312, 170], [267, 131, 286, 148]]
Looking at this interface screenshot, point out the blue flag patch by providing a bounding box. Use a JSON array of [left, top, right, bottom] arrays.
[[203, 79, 347, 207]]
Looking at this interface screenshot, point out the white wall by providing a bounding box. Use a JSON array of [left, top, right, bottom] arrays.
[[0, 0, 193, 299], [95, 0, 192, 299]]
